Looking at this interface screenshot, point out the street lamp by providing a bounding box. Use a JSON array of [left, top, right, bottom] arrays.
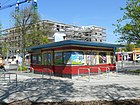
[[134, 45, 136, 66], [121, 50, 124, 69], [134, 36, 137, 66]]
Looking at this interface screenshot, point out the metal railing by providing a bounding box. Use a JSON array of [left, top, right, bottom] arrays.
[[42, 68, 54, 78], [89, 67, 101, 79], [0, 69, 17, 86], [78, 68, 90, 81], [97, 66, 110, 79], [77, 66, 121, 81]]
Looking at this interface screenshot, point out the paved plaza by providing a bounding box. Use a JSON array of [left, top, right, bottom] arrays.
[[0, 71, 140, 103]]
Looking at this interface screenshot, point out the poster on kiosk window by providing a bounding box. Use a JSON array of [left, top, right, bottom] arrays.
[[71, 52, 84, 65]]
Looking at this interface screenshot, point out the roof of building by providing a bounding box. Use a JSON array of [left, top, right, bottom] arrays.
[[27, 40, 123, 51]]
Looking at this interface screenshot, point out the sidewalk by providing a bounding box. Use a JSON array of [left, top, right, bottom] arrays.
[[0, 71, 140, 103]]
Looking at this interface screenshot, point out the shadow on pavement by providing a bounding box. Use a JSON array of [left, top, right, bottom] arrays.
[[0, 78, 140, 104], [0, 78, 75, 104]]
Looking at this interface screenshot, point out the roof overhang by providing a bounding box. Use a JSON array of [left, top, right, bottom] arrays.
[[26, 40, 124, 51]]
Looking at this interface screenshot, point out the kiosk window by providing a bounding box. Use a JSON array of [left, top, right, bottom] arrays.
[[64, 52, 71, 64], [32, 55, 37, 65], [43, 53, 47, 65], [32, 54, 42, 65], [38, 54, 42, 64], [99, 52, 107, 63], [110, 53, 114, 63], [47, 53, 51, 64], [54, 52, 63, 64]]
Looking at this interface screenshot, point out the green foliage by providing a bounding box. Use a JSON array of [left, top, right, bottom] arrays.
[[2, 42, 8, 57], [18, 65, 27, 71], [125, 44, 135, 51], [136, 40, 140, 47], [116, 44, 134, 52], [11, 5, 50, 48], [113, 0, 140, 44], [128, 70, 140, 74], [10, 5, 50, 65], [25, 25, 49, 47]]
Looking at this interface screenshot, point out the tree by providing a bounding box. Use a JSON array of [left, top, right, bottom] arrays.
[[113, 0, 140, 45], [11, 5, 50, 65], [1, 42, 8, 58], [136, 40, 140, 47], [125, 43, 135, 51]]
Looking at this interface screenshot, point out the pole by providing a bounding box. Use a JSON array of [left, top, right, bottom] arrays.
[[15, 0, 20, 26], [134, 44, 136, 66], [0, 22, 2, 37], [32, 0, 37, 13], [121, 50, 124, 69], [134, 36, 137, 66]]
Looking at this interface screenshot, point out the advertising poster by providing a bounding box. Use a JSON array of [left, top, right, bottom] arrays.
[[71, 52, 84, 65]]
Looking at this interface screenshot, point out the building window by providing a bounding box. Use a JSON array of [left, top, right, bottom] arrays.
[[38, 54, 42, 64], [43, 53, 47, 65], [64, 52, 71, 64], [54, 51, 84, 65], [43, 52, 51, 65], [31, 54, 42, 65], [32, 54, 38, 65], [86, 51, 92, 65], [47, 53, 51, 65], [99, 52, 107, 64], [92, 52, 97, 65], [54, 52, 63, 65], [110, 52, 114, 64], [95, 39, 97, 41]]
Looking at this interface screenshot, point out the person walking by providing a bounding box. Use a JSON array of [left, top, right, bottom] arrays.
[[0, 57, 6, 72]]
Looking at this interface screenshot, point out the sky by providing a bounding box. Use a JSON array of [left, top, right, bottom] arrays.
[[0, 0, 126, 43]]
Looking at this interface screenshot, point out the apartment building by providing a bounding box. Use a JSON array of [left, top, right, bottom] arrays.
[[1, 20, 106, 56]]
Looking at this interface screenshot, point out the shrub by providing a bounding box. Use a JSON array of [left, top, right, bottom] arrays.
[[18, 65, 27, 71]]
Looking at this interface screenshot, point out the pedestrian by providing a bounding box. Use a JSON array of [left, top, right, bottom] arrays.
[[0, 57, 6, 72]]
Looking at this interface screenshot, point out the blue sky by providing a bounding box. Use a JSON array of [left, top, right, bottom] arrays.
[[0, 0, 126, 43]]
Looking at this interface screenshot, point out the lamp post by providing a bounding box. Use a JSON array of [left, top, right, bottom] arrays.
[[121, 50, 124, 69], [134, 45, 136, 66], [134, 36, 137, 66]]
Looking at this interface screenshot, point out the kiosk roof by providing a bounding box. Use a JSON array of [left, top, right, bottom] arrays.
[[27, 40, 123, 50]]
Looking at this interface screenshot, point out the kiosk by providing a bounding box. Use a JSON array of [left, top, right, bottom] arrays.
[[28, 40, 121, 78]]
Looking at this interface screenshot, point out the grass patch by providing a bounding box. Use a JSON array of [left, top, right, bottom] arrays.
[[128, 69, 140, 74]]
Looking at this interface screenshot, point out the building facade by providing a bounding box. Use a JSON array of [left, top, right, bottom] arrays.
[[1, 20, 106, 57]]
